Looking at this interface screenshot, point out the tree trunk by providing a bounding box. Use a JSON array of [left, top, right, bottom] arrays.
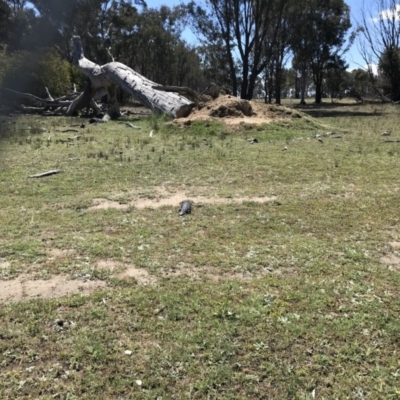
[[71, 36, 194, 118], [295, 75, 300, 99], [240, 59, 250, 99], [314, 77, 322, 103], [66, 79, 101, 116], [228, 53, 238, 97], [275, 67, 282, 105], [300, 67, 307, 105], [313, 67, 324, 104], [247, 72, 258, 101]]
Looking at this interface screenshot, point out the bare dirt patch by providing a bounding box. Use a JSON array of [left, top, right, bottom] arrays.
[[47, 248, 76, 259], [0, 256, 286, 303], [0, 260, 11, 269], [173, 95, 301, 126], [389, 241, 400, 249], [0, 274, 107, 303], [89, 191, 277, 211], [379, 241, 400, 270], [116, 267, 157, 286], [96, 259, 157, 286], [0, 259, 157, 303]]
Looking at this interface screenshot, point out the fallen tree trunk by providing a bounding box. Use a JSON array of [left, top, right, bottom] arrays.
[[7, 36, 195, 119], [101, 63, 194, 118], [69, 36, 194, 118]]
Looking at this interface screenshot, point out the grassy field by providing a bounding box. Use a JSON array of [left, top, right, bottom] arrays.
[[0, 100, 400, 399]]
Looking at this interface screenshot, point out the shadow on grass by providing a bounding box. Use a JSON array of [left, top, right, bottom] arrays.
[[293, 102, 382, 118], [0, 115, 18, 150]]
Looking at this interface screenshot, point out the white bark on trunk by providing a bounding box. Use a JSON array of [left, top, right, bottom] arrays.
[[70, 36, 194, 118]]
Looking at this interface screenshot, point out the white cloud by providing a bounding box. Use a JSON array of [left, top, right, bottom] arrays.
[[347, 64, 378, 75], [364, 63, 378, 75], [372, 4, 400, 22]]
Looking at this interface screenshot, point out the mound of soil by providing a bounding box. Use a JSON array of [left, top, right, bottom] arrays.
[[176, 95, 302, 126]]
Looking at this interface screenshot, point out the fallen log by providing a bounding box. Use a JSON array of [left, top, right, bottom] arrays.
[[6, 88, 73, 107], [28, 169, 62, 178], [152, 85, 199, 105], [70, 36, 194, 118], [18, 105, 47, 113], [7, 36, 196, 119], [101, 62, 194, 118]]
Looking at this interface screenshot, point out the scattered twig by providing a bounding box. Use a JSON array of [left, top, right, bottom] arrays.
[[5, 88, 72, 107], [106, 47, 115, 62], [382, 139, 400, 143], [56, 129, 79, 133], [19, 105, 47, 113], [125, 122, 141, 129], [45, 87, 54, 101], [28, 169, 62, 178]]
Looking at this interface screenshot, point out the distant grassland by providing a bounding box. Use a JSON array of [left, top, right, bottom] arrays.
[[0, 101, 400, 399]]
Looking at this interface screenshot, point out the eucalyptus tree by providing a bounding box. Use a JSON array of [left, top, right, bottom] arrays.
[[358, 0, 400, 101], [110, 3, 200, 87], [290, 0, 351, 103], [347, 68, 375, 98], [378, 47, 400, 100], [0, 0, 38, 51], [0, 1, 11, 44], [324, 54, 348, 99], [7, 0, 142, 63], [196, 40, 235, 90], [187, 0, 290, 99], [1, 0, 205, 103], [263, 1, 296, 104]]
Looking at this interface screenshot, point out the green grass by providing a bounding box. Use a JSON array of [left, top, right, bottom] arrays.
[[1, 103, 400, 399]]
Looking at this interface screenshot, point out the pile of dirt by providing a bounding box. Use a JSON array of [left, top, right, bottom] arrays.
[[175, 95, 302, 126]]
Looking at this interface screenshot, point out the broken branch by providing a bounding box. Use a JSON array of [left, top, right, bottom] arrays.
[[28, 170, 62, 178]]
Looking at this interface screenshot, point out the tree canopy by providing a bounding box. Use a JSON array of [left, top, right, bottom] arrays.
[[0, 0, 396, 104]]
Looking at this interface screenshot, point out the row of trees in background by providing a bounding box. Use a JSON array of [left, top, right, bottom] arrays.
[[0, 0, 399, 106]]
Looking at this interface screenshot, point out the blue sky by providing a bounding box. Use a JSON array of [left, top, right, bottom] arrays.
[[143, 0, 372, 71], [345, 0, 368, 70]]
